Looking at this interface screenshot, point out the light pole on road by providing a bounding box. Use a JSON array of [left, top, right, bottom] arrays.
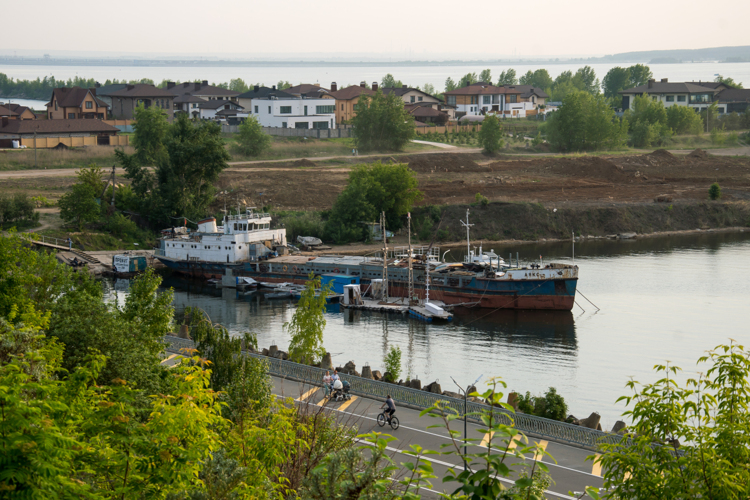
[[452, 374, 482, 471]]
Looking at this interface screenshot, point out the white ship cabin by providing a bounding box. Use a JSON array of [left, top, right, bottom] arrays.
[[464, 245, 505, 267], [161, 209, 287, 263]]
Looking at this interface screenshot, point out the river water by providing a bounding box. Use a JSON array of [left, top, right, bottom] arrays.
[[107, 230, 750, 428]]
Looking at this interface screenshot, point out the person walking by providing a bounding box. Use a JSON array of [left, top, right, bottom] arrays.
[[323, 371, 332, 397], [67, 237, 72, 250]]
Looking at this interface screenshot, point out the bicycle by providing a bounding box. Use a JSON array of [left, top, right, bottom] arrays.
[[377, 409, 399, 430]]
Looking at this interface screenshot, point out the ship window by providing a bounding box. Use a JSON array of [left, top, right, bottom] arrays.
[[234, 223, 237, 230]]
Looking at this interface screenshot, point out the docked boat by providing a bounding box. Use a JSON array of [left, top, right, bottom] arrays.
[[154, 208, 578, 311]]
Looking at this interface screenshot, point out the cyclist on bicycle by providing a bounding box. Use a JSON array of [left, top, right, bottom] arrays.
[[381, 395, 396, 423]]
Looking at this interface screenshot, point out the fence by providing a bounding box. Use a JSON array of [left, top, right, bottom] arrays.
[[221, 124, 353, 139], [163, 335, 623, 451], [103, 119, 134, 133], [18, 134, 129, 148]]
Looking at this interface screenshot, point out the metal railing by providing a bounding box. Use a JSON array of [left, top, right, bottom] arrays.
[[163, 335, 622, 450], [24, 233, 70, 248]]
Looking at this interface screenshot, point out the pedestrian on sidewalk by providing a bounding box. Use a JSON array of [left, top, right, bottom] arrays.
[[323, 371, 332, 396]]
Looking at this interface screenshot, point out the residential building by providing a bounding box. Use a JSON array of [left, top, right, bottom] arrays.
[[174, 94, 208, 118], [619, 79, 718, 112], [2, 103, 37, 120], [251, 95, 336, 129], [328, 82, 375, 123], [284, 83, 332, 99], [236, 86, 295, 113], [0, 118, 119, 148], [0, 105, 18, 120], [714, 88, 750, 113], [382, 84, 457, 120], [92, 83, 127, 110], [165, 81, 240, 102], [198, 100, 246, 121], [46, 86, 109, 120], [106, 84, 176, 121], [512, 85, 549, 107], [443, 83, 524, 118]]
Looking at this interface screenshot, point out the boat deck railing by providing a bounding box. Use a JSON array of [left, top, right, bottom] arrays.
[[226, 212, 270, 221], [163, 335, 625, 451]]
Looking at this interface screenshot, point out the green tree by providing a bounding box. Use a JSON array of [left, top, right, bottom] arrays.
[[714, 74, 743, 88], [324, 162, 422, 242], [381, 73, 403, 89], [119, 113, 231, 224], [479, 68, 492, 84], [277, 80, 291, 90], [478, 113, 503, 153], [626, 93, 671, 147], [131, 103, 170, 166], [666, 104, 704, 135], [445, 77, 457, 92], [75, 164, 106, 194], [709, 182, 722, 200], [422, 83, 435, 96], [628, 64, 653, 88], [57, 183, 100, 228], [519, 69, 553, 91], [233, 115, 271, 157], [383, 345, 402, 383], [285, 274, 330, 364], [572, 65, 600, 94], [229, 77, 249, 92], [497, 69, 518, 86], [0, 193, 38, 229], [602, 66, 632, 100], [591, 342, 750, 500], [459, 72, 478, 88], [351, 90, 415, 152], [546, 91, 628, 152]]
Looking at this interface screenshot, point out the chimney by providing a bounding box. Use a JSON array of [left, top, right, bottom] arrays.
[[360, 81, 366, 88], [127, 85, 135, 90], [89, 87, 97, 96], [661, 78, 668, 83], [402, 84, 407, 89], [202, 80, 208, 86], [272, 85, 276, 90], [372, 82, 378, 91], [1, 117, 8, 127], [331, 82, 338, 92], [647, 79, 655, 89], [183, 82, 190, 88], [254, 85, 259, 92], [194, 82, 201, 91], [167, 81, 175, 89], [95, 82, 101, 88], [314, 83, 320, 87]]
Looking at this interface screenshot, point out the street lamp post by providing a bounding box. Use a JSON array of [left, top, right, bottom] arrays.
[[452, 374, 483, 471]]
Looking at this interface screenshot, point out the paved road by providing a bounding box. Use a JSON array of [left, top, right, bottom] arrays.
[[271, 376, 604, 499]]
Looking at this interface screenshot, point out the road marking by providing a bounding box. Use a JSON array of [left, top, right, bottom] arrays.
[[534, 440, 549, 461], [480, 431, 494, 448], [337, 396, 358, 412], [316, 395, 329, 406], [296, 387, 319, 402], [274, 393, 603, 479], [160, 353, 179, 364], [591, 453, 603, 476]]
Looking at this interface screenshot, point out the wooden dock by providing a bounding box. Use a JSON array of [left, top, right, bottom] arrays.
[[341, 296, 453, 322]]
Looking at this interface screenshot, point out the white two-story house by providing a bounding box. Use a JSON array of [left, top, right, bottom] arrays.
[[251, 95, 336, 129]]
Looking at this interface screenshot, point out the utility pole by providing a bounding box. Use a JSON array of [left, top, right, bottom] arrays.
[[34, 130, 37, 168], [110, 164, 116, 206], [452, 374, 483, 471], [381, 211, 388, 302], [460, 209, 473, 263], [407, 212, 414, 305]]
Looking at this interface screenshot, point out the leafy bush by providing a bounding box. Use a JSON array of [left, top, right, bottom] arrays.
[[352, 91, 415, 152], [0, 193, 39, 229], [30, 196, 55, 208], [233, 116, 271, 157], [709, 182, 722, 200], [104, 213, 152, 242], [710, 126, 727, 146], [58, 183, 99, 229], [478, 114, 503, 153], [516, 387, 568, 421], [276, 211, 325, 242], [475, 192, 489, 207], [546, 91, 628, 152], [666, 104, 704, 135], [383, 346, 402, 383]]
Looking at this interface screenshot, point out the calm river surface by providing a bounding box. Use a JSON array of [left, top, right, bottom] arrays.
[[111, 230, 750, 427]]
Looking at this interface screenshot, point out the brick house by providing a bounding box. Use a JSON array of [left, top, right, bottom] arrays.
[[328, 82, 376, 123], [46, 87, 109, 120], [1, 103, 36, 120]]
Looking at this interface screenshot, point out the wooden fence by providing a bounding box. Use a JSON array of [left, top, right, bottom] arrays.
[[18, 135, 129, 148]]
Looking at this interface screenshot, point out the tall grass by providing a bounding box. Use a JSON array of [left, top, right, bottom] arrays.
[[0, 146, 131, 171]]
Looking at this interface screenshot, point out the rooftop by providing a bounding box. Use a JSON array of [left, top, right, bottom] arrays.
[[619, 80, 717, 95], [49, 86, 109, 108], [329, 85, 376, 100], [107, 84, 176, 98], [237, 86, 295, 99], [444, 84, 521, 95], [166, 81, 240, 97], [0, 119, 119, 135]]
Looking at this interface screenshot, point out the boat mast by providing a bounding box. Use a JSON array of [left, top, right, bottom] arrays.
[[381, 211, 388, 302], [407, 212, 414, 305], [461, 209, 473, 263]]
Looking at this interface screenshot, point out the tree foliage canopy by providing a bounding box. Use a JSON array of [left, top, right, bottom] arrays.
[[478, 113, 504, 153], [324, 162, 422, 243], [285, 274, 331, 364], [117, 112, 231, 225], [545, 91, 628, 152], [351, 91, 415, 152], [233, 115, 271, 157], [497, 69, 518, 86]]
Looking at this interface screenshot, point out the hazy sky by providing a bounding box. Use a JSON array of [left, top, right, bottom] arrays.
[[4, 0, 750, 58]]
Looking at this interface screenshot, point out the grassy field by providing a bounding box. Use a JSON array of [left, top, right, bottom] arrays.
[[0, 145, 133, 171]]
